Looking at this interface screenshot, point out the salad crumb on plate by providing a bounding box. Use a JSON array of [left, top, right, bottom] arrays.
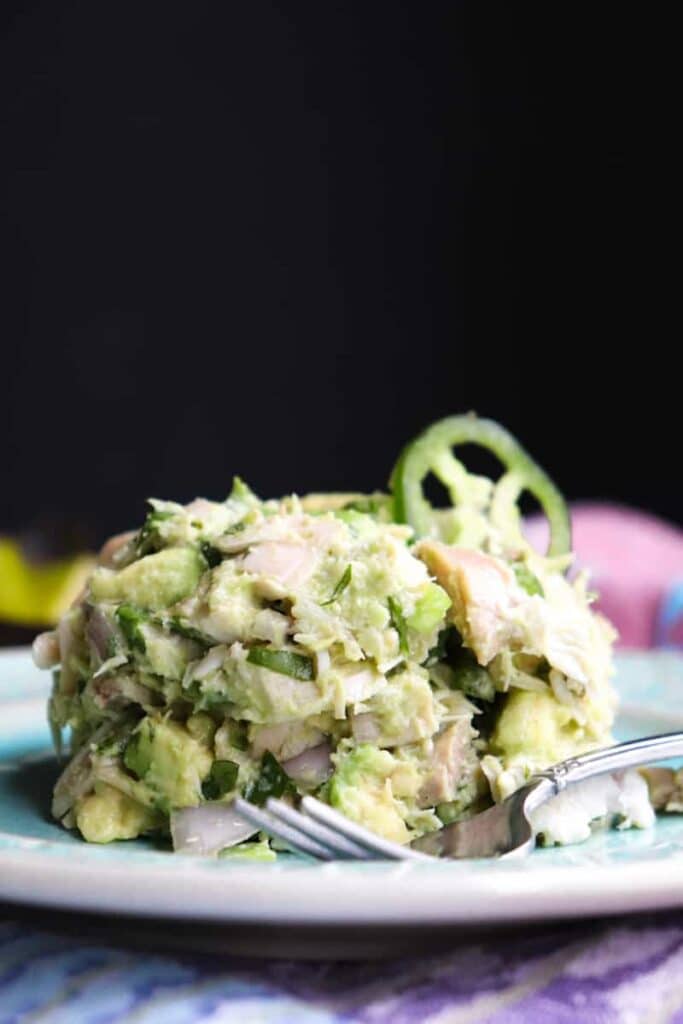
[[32, 414, 654, 857]]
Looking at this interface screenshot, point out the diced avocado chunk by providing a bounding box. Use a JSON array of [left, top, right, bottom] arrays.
[[75, 781, 159, 843], [90, 548, 204, 611], [360, 668, 437, 746], [124, 722, 153, 779], [186, 711, 217, 746], [491, 689, 579, 764], [140, 623, 198, 679], [124, 717, 212, 808], [407, 582, 451, 634], [218, 650, 325, 723], [329, 744, 409, 843], [219, 837, 276, 861], [205, 563, 263, 641]]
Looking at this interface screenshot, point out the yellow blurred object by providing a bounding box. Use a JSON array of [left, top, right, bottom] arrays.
[[0, 538, 95, 626]]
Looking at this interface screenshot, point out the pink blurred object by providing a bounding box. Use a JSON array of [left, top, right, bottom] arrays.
[[525, 504, 683, 649]]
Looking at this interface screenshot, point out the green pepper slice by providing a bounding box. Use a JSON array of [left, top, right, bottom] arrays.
[[246, 647, 315, 681], [390, 414, 571, 556]]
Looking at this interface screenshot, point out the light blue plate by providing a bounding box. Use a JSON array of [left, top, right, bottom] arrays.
[[2, 647, 683, 941]]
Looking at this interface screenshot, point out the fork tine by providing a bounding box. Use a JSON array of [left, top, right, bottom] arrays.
[[300, 796, 430, 861], [232, 797, 332, 860], [265, 798, 375, 860]]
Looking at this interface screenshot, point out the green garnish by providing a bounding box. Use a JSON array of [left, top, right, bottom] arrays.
[[246, 647, 315, 681], [123, 724, 152, 779], [322, 565, 352, 606], [165, 616, 210, 644], [200, 542, 222, 569], [116, 604, 147, 653], [513, 563, 544, 597], [225, 720, 249, 752], [448, 649, 496, 702], [229, 476, 256, 501], [423, 626, 460, 667], [201, 760, 239, 800], [225, 521, 247, 535], [390, 414, 571, 556], [388, 596, 409, 655], [244, 751, 294, 806], [218, 837, 276, 861], [136, 508, 174, 556]]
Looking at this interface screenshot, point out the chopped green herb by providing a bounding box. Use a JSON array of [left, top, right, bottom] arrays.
[[448, 649, 496, 702], [123, 724, 152, 779], [200, 542, 222, 568], [136, 509, 174, 556], [424, 625, 461, 667], [166, 616, 210, 644], [225, 520, 247, 535], [244, 751, 294, 806], [202, 760, 239, 800], [246, 647, 315, 681], [388, 596, 409, 656], [513, 563, 544, 597], [322, 564, 352, 605], [424, 630, 448, 667], [226, 720, 249, 752], [116, 604, 148, 653]]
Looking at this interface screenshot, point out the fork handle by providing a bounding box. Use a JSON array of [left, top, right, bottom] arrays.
[[533, 731, 683, 793]]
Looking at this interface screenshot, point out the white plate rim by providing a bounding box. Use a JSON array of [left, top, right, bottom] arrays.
[[2, 842, 683, 925]]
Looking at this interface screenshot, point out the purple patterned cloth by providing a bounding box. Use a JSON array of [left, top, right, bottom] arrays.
[[3, 911, 683, 1022]]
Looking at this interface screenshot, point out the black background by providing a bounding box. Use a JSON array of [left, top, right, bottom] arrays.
[[1, 3, 677, 549]]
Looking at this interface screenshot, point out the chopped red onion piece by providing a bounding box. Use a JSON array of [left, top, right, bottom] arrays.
[[86, 606, 115, 661], [282, 742, 332, 787], [170, 804, 258, 856], [351, 712, 381, 744], [32, 630, 60, 669]]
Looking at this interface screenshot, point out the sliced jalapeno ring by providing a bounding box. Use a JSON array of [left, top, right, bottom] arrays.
[[390, 414, 571, 556]]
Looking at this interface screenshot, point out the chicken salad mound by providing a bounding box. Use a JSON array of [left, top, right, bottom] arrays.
[[33, 415, 654, 855]]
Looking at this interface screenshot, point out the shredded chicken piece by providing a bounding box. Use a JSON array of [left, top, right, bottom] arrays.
[[417, 541, 523, 665], [418, 718, 475, 807]]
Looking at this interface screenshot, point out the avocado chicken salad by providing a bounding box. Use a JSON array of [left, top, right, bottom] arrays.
[[32, 415, 654, 857]]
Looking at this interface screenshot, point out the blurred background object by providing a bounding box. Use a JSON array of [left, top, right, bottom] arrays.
[[525, 506, 683, 650], [0, 537, 93, 626], [0, 535, 94, 645], [0, 3, 678, 646]]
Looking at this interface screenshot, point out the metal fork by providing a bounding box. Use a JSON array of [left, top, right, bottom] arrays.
[[234, 732, 683, 860]]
